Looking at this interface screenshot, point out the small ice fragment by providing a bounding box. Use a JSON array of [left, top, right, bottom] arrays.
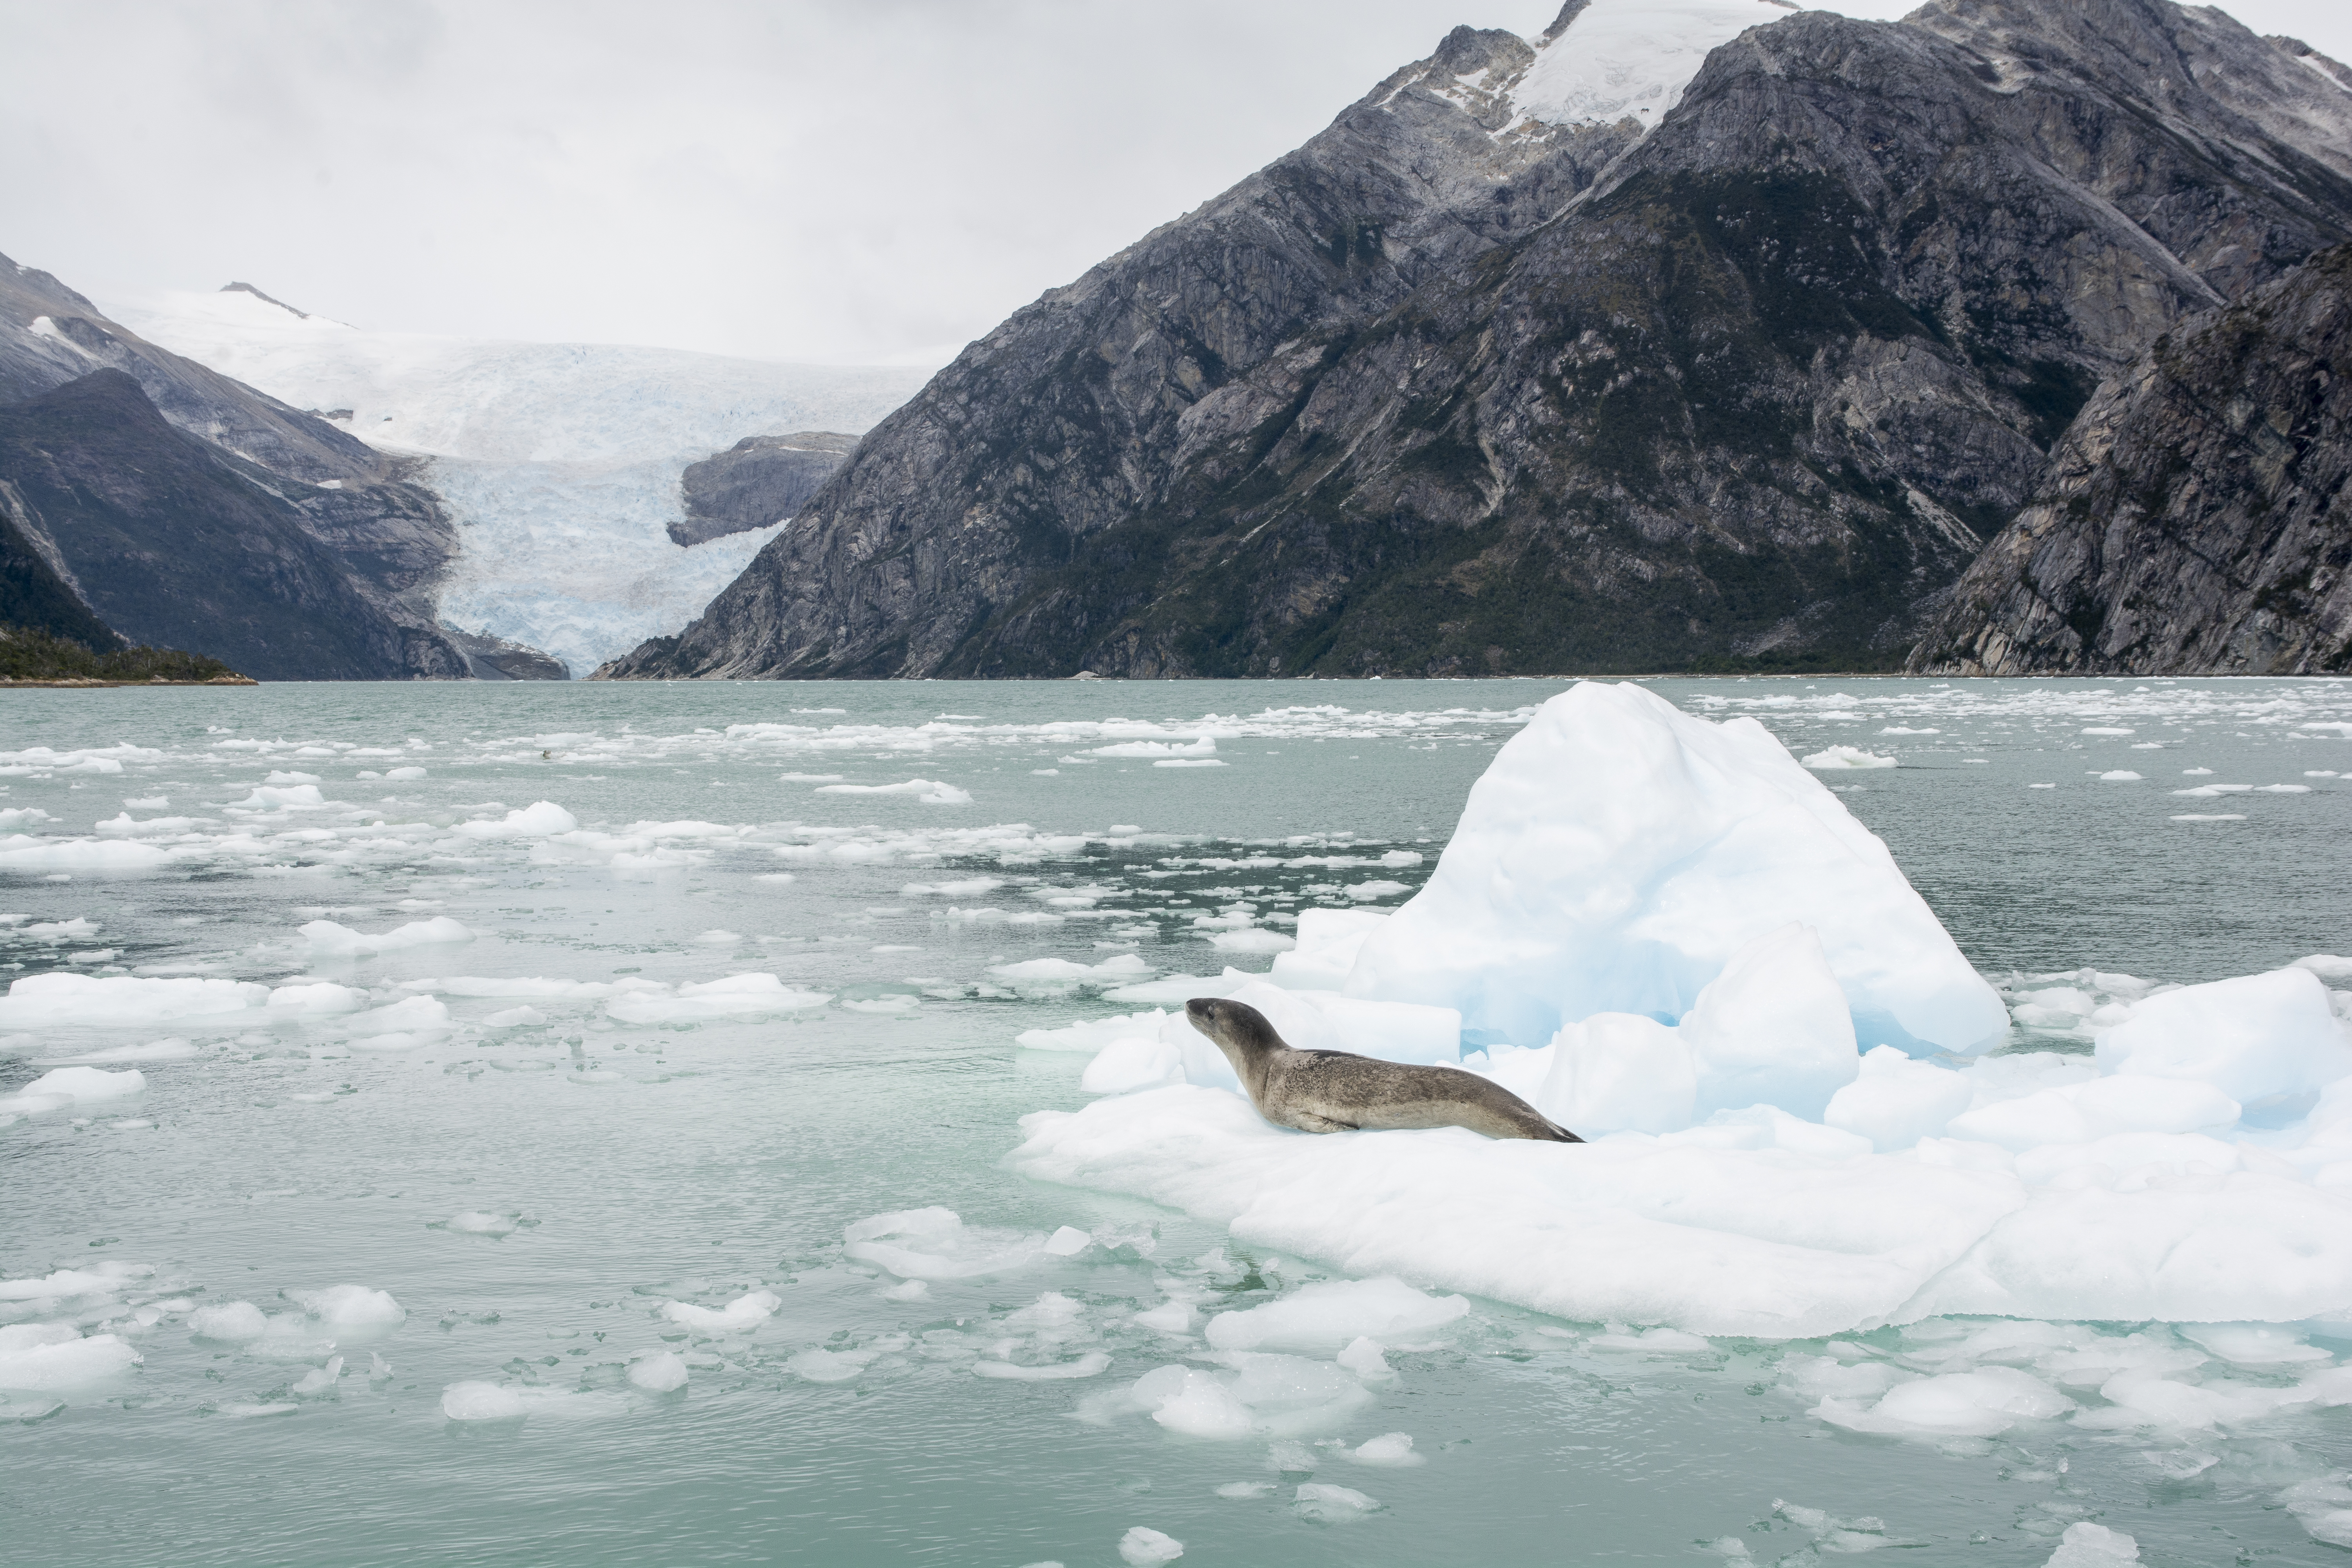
[[1293, 1483, 1379, 1523], [1135, 1301, 1195, 1335], [481, 1006, 545, 1028], [1117, 1526, 1184, 1565], [1266, 1439, 1318, 1474], [879, 1279, 930, 1301], [1801, 746, 1896, 769], [1346, 1432, 1423, 1466], [973, 1351, 1112, 1380], [290, 1355, 343, 1396], [1043, 1225, 1092, 1257], [1205, 1278, 1468, 1352], [660, 1290, 781, 1333], [1335, 1338, 1393, 1381], [368, 1352, 392, 1381], [1109, 825, 1142, 835], [2096, 770, 2143, 782], [292, 1285, 405, 1332], [785, 1347, 875, 1383], [2043, 1521, 2140, 1564], [1215, 1481, 1274, 1499], [189, 1301, 269, 1341], [627, 1351, 690, 1392], [14, 1065, 145, 1103], [444, 1211, 519, 1237]]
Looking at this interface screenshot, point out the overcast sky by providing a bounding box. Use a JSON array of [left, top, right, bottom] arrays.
[[4, 0, 2348, 367]]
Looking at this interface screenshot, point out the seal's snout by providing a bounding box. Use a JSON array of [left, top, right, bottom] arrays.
[[1184, 996, 1217, 1034]]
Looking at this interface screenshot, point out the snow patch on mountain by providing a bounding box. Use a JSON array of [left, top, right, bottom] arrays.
[[111, 288, 929, 673], [1515, 0, 1792, 128]]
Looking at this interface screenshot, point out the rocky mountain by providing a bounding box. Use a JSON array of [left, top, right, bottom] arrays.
[[599, 0, 2352, 681], [113, 286, 928, 676], [672, 432, 859, 546], [1910, 240, 2352, 674], [0, 253, 501, 678]]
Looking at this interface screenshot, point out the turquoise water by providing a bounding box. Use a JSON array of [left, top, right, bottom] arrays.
[[2, 677, 2348, 1565]]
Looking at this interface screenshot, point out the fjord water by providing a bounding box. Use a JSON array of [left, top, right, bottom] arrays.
[[3, 677, 2349, 1566]]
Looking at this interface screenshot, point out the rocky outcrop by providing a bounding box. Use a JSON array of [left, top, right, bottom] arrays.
[[0, 252, 565, 678], [0, 370, 459, 681], [671, 432, 859, 545], [1909, 242, 2352, 674], [598, 0, 2352, 681], [440, 626, 572, 681]]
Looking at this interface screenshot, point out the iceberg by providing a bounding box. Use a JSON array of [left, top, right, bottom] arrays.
[[1340, 682, 2008, 1055]]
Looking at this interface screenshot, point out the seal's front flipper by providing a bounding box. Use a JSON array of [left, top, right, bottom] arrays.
[[1287, 1112, 1358, 1134]]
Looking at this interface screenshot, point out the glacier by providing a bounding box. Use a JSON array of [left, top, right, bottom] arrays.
[[110, 287, 929, 674]]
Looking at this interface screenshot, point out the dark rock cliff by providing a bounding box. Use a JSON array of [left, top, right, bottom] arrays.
[[598, 0, 2352, 681], [0, 252, 561, 678], [671, 432, 860, 546], [1910, 241, 2352, 674], [0, 370, 456, 681]]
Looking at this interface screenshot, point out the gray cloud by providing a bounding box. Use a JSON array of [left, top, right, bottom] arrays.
[[3, 0, 2347, 366]]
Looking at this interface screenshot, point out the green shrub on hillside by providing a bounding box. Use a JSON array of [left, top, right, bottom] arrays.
[[0, 623, 250, 683]]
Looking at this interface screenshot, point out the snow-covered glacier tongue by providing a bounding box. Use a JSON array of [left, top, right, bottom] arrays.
[[110, 287, 929, 674], [1016, 681, 2352, 1345]]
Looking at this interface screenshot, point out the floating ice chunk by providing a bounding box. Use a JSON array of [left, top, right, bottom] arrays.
[[444, 1210, 519, 1236], [1135, 1301, 1195, 1334], [299, 917, 473, 956], [1825, 1047, 1973, 1151], [1269, 909, 1390, 990], [0, 1264, 148, 1302], [267, 982, 368, 1015], [1343, 880, 1409, 902], [1043, 1226, 1093, 1257], [1135, 1367, 1256, 1437], [2081, 727, 2136, 736], [1293, 1483, 1379, 1523], [814, 779, 972, 804], [2094, 967, 2352, 1107], [2096, 771, 2143, 782], [659, 1290, 780, 1333], [989, 954, 1151, 989], [1346, 1432, 1422, 1466], [1204, 1277, 1468, 1352], [843, 1207, 1045, 1279], [1209, 929, 1295, 954], [385, 766, 426, 781], [0, 1330, 141, 1389], [0, 972, 268, 1027], [2282, 1474, 2352, 1550], [231, 784, 327, 811], [452, 802, 578, 838], [1117, 1526, 1184, 1565], [2043, 1522, 2141, 1566], [1214, 1482, 1274, 1499], [627, 1351, 689, 1392], [1345, 684, 2005, 1055], [2295, 955, 2352, 982], [339, 996, 450, 1038], [1815, 1366, 2073, 1437], [974, 1352, 1112, 1380], [189, 1301, 269, 1341], [1802, 746, 1896, 769], [786, 1347, 876, 1383], [1945, 1076, 2242, 1150], [1335, 1337, 1392, 1380], [692, 929, 742, 946], [12, 1065, 145, 1104], [903, 877, 1004, 897], [289, 1286, 401, 1333], [262, 770, 322, 786], [290, 1356, 344, 1396], [481, 1005, 546, 1028], [606, 973, 831, 1024], [2261, 784, 2313, 793]]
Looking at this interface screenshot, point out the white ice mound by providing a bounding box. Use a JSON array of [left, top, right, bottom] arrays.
[[0, 1328, 142, 1390], [299, 917, 473, 956], [1341, 682, 2006, 1055], [2095, 967, 2352, 1112]]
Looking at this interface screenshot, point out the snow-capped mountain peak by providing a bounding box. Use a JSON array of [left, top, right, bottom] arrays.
[[1514, 0, 1797, 129]]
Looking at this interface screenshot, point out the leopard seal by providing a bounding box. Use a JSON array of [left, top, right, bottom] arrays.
[[1185, 996, 1582, 1142]]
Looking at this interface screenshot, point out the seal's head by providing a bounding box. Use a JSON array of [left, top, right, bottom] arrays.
[[1185, 997, 1284, 1058]]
